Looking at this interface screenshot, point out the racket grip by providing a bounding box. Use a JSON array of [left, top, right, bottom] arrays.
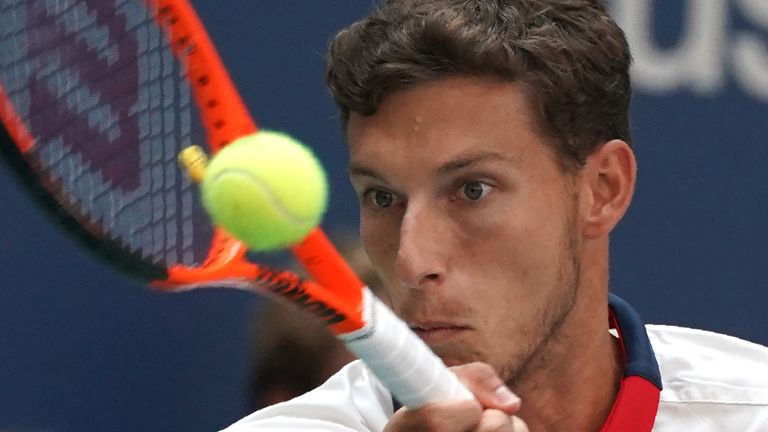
[[339, 289, 474, 409]]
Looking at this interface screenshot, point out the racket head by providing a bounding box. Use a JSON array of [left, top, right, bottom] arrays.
[[0, 0, 235, 286]]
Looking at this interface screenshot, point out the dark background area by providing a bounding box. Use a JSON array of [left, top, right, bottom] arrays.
[[0, 1, 766, 431]]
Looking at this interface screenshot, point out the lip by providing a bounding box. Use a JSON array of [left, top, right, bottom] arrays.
[[409, 321, 471, 344]]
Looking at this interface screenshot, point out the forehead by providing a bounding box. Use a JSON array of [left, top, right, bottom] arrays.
[[346, 76, 551, 171]]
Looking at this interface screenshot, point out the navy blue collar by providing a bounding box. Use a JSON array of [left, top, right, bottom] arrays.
[[608, 293, 662, 390]]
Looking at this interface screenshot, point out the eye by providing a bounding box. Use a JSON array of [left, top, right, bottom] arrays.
[[366, 189, 396, 208], [459, 181, 492, 201]]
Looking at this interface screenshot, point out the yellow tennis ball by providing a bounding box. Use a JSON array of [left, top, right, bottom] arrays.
[[201, 131, 328, 251]]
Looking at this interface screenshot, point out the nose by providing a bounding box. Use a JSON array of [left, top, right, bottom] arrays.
[[393, 199, 447, 290]]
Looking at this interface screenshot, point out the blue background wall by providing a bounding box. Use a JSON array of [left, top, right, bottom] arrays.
[[0, 1, 766, 431]]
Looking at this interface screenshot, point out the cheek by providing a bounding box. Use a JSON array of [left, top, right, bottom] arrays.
[[457, 192, 570, 282]]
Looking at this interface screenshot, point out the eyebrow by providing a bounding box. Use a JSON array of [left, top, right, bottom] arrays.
[[349, 150, 513, 183], [348, 165, 387, 182], [436, 150, 511, 175]]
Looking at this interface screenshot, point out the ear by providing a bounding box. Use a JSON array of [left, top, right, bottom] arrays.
[[580, 139, 637, 239]]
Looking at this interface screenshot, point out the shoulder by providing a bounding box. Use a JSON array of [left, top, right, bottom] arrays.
[[647, 325, 768, 431], [219, 360, 391, 432], [647, 324, 768, 394]]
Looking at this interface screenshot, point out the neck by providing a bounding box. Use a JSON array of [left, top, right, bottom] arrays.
[[514, 241, 623, 432]]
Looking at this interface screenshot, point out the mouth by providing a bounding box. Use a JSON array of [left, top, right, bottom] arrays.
[[409, 321, 471, 344]]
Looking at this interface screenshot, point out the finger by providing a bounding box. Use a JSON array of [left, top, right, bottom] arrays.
[[452, 363, 521, 413], [473, 410, 530, 432], [384, 399, 482, 432], [510, 416, 530, 432]]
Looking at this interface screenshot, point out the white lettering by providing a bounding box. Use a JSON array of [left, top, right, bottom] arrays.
[[733, 0, 768, 101], [610, 0, 728, 95]]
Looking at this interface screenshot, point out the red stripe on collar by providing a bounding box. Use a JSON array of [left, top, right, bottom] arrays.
[[600, 302, 661, 431], [600, 377, 661, 432]]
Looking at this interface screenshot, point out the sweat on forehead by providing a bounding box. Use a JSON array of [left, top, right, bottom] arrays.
[[346, 77, 556, 188]]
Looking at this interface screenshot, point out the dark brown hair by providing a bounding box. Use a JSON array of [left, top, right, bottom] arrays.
[[326, 0, 632, 170]]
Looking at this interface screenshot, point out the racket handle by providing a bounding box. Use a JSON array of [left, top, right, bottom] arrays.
[[339, 289, 474, 409]]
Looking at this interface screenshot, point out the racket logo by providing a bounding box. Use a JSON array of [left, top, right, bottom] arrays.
[[6, 1, 149, 181], [0, 0, 201, 266]]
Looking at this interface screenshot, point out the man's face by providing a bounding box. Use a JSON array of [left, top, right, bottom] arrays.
[[347, 76, 582, 384]]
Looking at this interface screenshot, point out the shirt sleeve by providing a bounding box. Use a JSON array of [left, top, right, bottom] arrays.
[[220, 361, 394, 432]]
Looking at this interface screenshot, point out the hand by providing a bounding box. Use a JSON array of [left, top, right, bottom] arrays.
[[383, 362, 529, 432]]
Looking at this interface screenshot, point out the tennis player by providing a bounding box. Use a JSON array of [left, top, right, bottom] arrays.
[[223, 1, 768, 430]]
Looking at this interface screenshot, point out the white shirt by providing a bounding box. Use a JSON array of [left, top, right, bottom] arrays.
[[649, 325, 768, 431], [221, 324, 768, 431]]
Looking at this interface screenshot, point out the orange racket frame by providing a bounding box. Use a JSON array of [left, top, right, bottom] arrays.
[[146, 0, 366, 335]]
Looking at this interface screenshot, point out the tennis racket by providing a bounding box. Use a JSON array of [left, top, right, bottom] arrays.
[[0, 0, 471, 409]]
